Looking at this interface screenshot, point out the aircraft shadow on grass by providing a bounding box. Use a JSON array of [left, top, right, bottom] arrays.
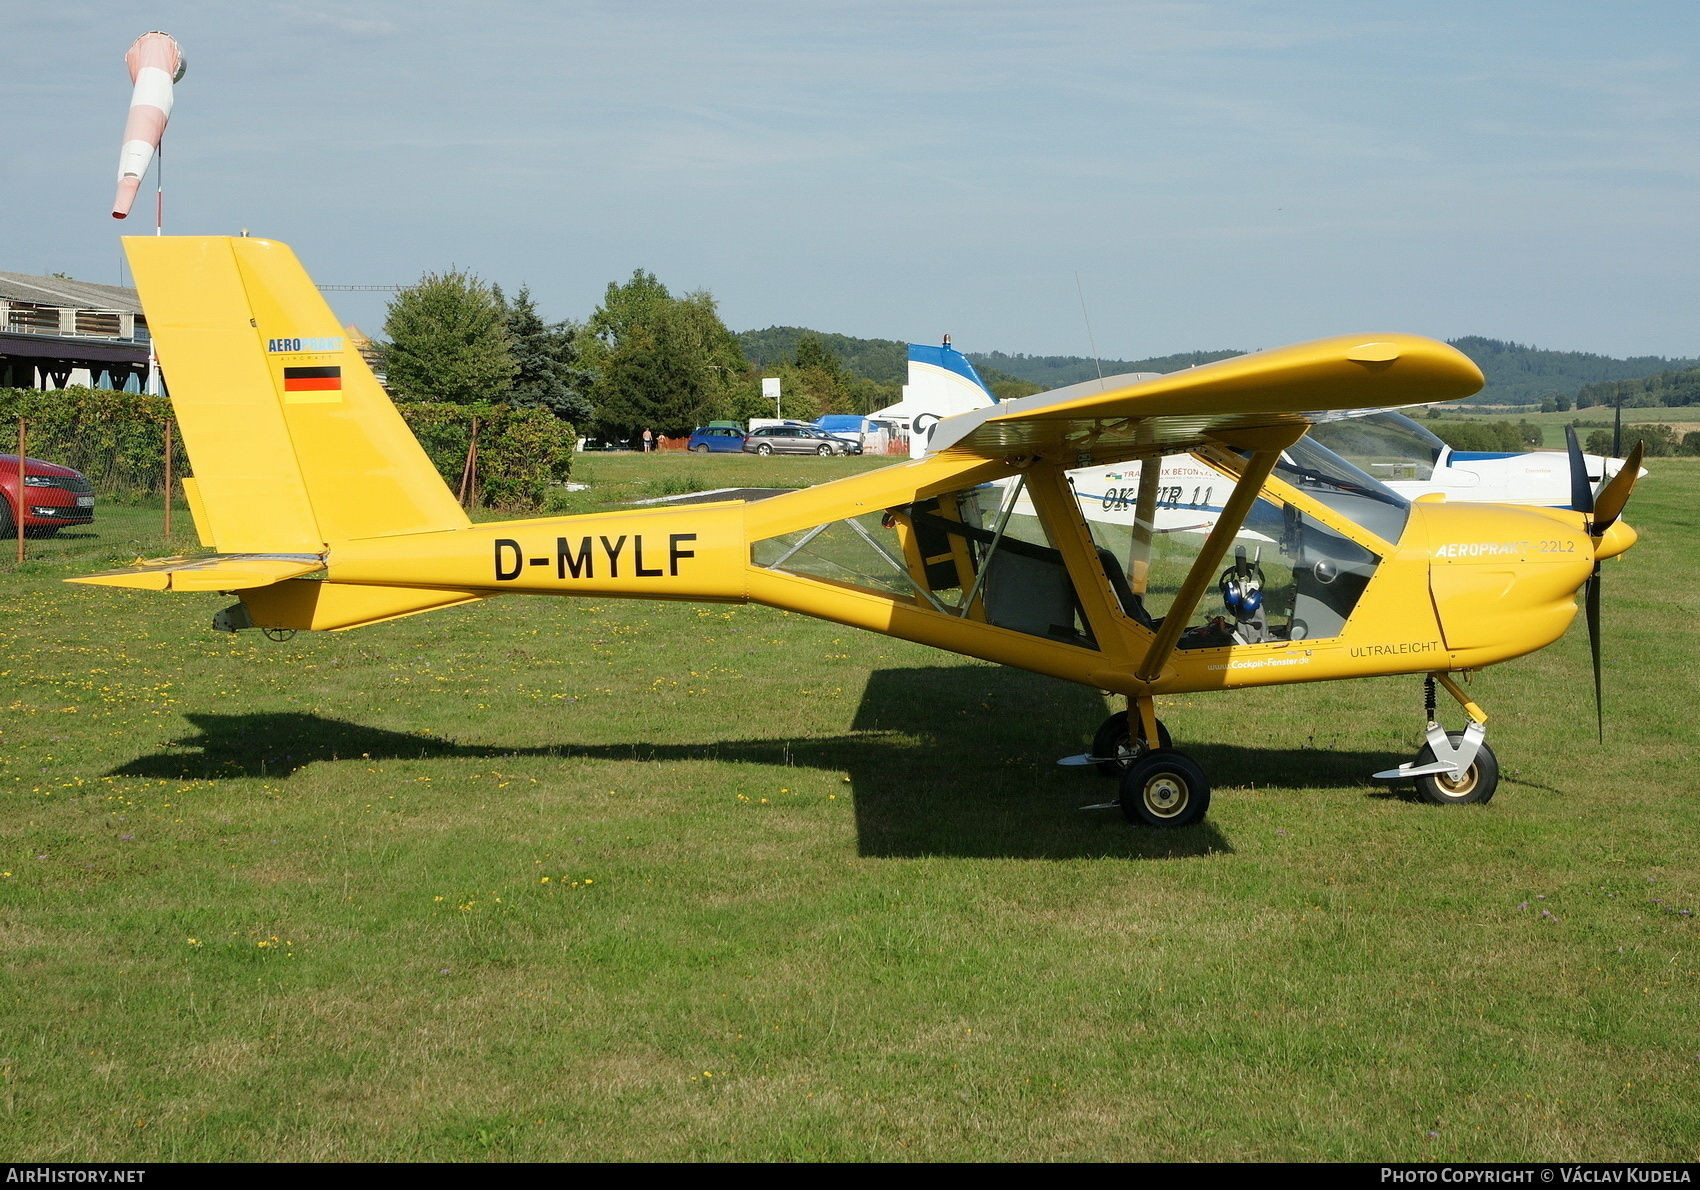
[[110, 666, 1407, 861]]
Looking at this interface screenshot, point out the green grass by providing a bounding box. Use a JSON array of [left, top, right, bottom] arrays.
[[1438, 408, 1700, 449], [547, 449, 894, 514], [1, 457, 1697, 1161]]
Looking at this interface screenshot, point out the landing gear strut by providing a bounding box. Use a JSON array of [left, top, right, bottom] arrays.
[[1373, 673, 1500, 805]]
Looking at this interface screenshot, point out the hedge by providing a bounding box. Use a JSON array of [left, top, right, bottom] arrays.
[[0, 387, 574, 513], [0, 387, 183, 497], [1427, 419, 1543, 453], [395, 402, 574, 512]]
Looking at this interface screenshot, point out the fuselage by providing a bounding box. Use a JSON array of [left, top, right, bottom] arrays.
[[306, 443, 1609, 700]]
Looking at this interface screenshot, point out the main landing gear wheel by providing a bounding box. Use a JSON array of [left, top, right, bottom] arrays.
[[1412, 733, 1499, 806], [756, 443, 773, 456], [1120, 750, 1211, 828], [1091, 711, 1172, 778], [816, 444, 833, 456]]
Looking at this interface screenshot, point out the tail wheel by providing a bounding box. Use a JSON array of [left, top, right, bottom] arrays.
[[1413, 733, 1499, 805], [1120, 750, 1210, 828], [756, 443, 773, 456], [1091, 710, 1172, 778]]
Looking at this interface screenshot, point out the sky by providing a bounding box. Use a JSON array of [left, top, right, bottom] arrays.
[[3, 1, 1697, 360]]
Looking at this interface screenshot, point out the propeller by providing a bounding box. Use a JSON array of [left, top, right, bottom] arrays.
[[1566, 426, 1644, 741]]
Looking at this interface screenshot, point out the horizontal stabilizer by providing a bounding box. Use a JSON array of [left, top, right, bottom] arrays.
[[69, 554, 324, 592]]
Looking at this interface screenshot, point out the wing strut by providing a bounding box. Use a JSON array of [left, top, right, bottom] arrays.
[[1133, 435, 1296, 682]]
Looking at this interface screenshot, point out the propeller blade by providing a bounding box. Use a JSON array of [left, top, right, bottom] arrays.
[[1592, 441, 1644, 534], [1586, 563, 1603, 742], [1565, 424, 1595, 514]]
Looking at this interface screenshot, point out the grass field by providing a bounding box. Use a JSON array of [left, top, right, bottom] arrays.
[[1445, 407, 1700, 450], [1, 453, 1697, 1161]]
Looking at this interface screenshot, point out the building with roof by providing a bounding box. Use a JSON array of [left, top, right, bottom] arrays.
[[0, 271, 152, 391]]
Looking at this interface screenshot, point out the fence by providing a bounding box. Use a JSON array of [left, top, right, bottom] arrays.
[[0, 387, 183, 497]]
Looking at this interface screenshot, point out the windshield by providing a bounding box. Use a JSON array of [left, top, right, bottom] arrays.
[[1271, 436, 1411, 544], [1307, 412, 1446, 483]]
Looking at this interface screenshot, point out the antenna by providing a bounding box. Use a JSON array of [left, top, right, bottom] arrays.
[[1074, 271, 1104, 389]]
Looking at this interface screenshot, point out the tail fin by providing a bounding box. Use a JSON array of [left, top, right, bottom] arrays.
[[124, 236, 468, 552]]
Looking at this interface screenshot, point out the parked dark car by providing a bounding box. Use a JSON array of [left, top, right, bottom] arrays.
[[0, 454, 95, 537], [819, 432, 864, 455], [687, 425, 746, 453], [742, 426, 853, 456]]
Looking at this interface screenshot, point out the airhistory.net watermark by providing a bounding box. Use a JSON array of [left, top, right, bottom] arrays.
[[5, 1171, 146, 1184]]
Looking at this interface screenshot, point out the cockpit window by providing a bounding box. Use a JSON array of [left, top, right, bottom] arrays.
[[1272, 436, 1410, 545], [1307, 411, 1446, 483], [1063, 453, 1385, 648]]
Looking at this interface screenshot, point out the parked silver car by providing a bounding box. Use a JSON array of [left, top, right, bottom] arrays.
[[743, 426, 850, 456]]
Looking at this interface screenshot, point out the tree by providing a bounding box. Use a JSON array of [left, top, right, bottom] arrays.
[[582, 271, 747, 436], [794, 332, 843, 378], [1585, 429, 1613, 456], [497, 285, 593, 424], [781, 333, 854, 417], [381, 270, 517, 404]]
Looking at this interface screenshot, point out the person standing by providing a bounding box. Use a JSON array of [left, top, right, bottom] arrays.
[[642, 428, 654, 453]]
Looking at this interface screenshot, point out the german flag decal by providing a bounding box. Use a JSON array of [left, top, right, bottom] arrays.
[[282, 365, 342, 392]]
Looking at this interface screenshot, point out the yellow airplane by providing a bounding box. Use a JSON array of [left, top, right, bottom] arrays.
[[71, 237, 1643, 828]]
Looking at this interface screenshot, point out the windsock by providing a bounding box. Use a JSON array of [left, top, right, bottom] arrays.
[[112, 32, 186, 220]]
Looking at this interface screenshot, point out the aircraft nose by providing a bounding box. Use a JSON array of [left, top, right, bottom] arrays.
[[1595, 518, 1637, 560]]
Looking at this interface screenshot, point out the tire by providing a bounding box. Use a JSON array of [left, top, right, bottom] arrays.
[[1413, 733, 1499, 805], [1092, 711, 1172, 778], [756, 444, 772, 456], [817, 445, 833, 456], [692, 444, 709, 453], [1120, 750, 1211, 828]]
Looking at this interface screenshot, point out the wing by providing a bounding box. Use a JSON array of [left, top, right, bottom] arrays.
[[927, 334, 1483, 459]]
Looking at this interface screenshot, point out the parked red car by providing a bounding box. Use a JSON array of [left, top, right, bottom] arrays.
[[0, 455, 96, 538]]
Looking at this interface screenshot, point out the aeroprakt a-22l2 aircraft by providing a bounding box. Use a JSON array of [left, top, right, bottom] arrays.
[[73, 237, 1644, 828]]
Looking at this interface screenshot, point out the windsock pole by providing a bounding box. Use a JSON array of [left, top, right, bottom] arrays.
[[148, 144, 160, 395]]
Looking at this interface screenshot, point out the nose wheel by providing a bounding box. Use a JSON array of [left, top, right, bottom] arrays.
[[1410, 732, 1499, 805], [1372, 673, 1500, 805]]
